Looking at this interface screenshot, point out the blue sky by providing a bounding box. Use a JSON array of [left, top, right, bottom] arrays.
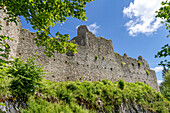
[[20, 0, 170, 84]]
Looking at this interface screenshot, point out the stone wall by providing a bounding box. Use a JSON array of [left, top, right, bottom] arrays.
[[0, 10, 21, 59], [16, 25, 159, 91], [0, 10, 160, 91]]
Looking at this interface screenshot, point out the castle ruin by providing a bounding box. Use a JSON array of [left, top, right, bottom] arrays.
[[0, 10, 160, 91]]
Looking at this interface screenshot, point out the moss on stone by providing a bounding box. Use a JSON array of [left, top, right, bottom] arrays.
[[138, 61, 142, 66], [95, 55, 98, 60], [121, 62, 126, 67], [146, 70, 150, 75]]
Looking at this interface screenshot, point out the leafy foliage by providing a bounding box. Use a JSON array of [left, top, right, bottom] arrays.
[[121, 62, 126, 67], [0, 68, 12, 97], [146, 70, 150, 75], [155, 0, 170, 68], [0, 36, 13, 87], [164, 70, 170, 87], [155, 44, 170, 68], [21, 98, 93, 113], [138, 61, 142, 66], [160, 83, 170, 101], [156, 0, 170, 37], [156, 1, 170, 100], [95, 55, 98, 60], [0, 0, 94, 57], [159, 68, 170, 101], [0, 36, 12, 69], [19, 79, 169, 112], [118, 79, 125, 90], [0, 77, 169, 112], [7, 56, 45, 103]]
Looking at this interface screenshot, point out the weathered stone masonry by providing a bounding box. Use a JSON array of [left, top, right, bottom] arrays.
[[0, 10, 159, 91]]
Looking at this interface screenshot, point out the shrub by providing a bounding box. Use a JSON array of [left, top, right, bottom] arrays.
[[0, 68, 11, 97], [146, 70, 150, 75], [138, 61, 142, 66], [95, 55, 98, 60], [102, 79, 112, 85], [0, 36, 12, 69], [21, 98, 91, 113], [118, 79, 125, 90], [67, 83, 78, 91], [7, 56, 45, 103], [121, 62, 126, 67]]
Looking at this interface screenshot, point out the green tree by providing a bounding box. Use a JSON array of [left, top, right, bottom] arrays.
[[155, 0, 170, 100], [155, 0, 170, 68], [0, 0, 94, 57], [159, 69, 170, 101], [164, 70, 170, 87]]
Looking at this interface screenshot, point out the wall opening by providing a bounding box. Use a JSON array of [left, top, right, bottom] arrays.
[[6, 20, 10, 26], [5, 43, 10, 59], [138, 63, 140, 69], [66, 51, 74, 56], [132, 63, 134, 67]]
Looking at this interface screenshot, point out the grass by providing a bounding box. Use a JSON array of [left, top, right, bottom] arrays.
[[21, 79, 169, 113]]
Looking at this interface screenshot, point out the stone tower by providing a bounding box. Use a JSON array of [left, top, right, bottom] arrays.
[[0, 9, 22, 59]]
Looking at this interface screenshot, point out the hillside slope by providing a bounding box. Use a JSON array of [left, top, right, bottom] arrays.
[[1, 79, 169, 113]]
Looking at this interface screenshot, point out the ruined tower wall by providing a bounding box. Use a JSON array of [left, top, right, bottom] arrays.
[[15, 25, 159, 91], [114, 53, 159, 90], [0, 10, 21, 59], [0, 11, 159, 91]]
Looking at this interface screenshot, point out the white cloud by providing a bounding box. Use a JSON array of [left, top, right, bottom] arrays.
[[157, 80, 163, 84], [123, 0, 164, 36], [87, 23, 100, 34], [151, 66, 163, 72], [76, 23, 100, 34]]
